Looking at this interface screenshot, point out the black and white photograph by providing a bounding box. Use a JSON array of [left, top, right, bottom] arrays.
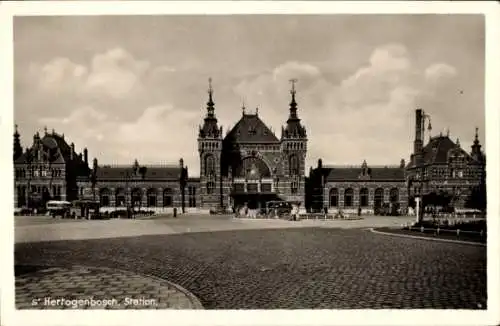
[[1, 2, 499, 326]]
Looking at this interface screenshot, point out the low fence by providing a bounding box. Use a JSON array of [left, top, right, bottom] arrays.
[[401, 223, 486, 240], [234, 212, 363, 221]]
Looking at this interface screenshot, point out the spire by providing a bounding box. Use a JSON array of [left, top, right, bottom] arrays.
[[289, 78, 298, 120], [471, 127, 483, 161], [13, 124, 23, 161], [206, 77, 215, 118], [242, 100, 246, 116]]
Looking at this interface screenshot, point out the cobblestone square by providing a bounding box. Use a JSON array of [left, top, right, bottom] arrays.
[[15, 217, 487, 309]]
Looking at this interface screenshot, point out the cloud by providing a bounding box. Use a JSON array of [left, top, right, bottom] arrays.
[[85, 48, 150, 98], [30, 57, 88, 92], [233, 43, 458, 168], [425, 63, 458, 84], [38, 103, 200, 168], [31, 48, 151, 99], [24, 43, 462, 174]]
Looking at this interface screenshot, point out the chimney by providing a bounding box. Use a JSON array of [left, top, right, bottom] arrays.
[[414, 109, 423, 153], [84, 148, 88, 165], [400, 159, 406, 168], [93, 158, 98, 170], [318, 159, 323, 169], [413, 109, 424, 166], [70, 142, 75, 160], [179, 158, 184, 168]]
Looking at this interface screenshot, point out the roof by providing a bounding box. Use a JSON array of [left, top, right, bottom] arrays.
[[14, 132, 89, 177], [408, 135, 474, 168], [224, 113, 279, 143], [321, 165, 405, 181], [96, 165, 184, 181]]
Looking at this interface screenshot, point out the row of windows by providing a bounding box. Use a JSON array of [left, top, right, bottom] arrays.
[[15, 168, 63, 178], [232, 183, 273, 193], [229, 144, 281, 151], [99, 189, 197, 208], [201, 142, 220, 150], [329, 188, 399, 207], [16, 185, 63, 195], [423, 167, 481, 179], [284, 142, 305, 150]]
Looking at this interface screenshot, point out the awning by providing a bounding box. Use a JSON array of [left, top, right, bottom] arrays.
[[230, 191, 278, 196]]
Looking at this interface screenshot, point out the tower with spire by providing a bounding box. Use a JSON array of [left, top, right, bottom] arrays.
[[470, 127, 484, 163], [13, 124, 23, 161], [198, 78, 223, 209], [280, 78, 308, 207]]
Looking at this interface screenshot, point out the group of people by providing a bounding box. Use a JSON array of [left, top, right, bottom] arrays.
[[234, 203, 301, 220]]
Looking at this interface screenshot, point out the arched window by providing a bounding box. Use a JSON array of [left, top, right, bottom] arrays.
[[205, 154, 215, 177], [390, 188, 399, 203], [374, 188, 384, 209], [237, 157, 271, 179], [359, 188, 369, 207], [99, 188, 110, 207], [344, 188, 354, 207], [131, 188, 142, 207], [329, 188, 338, 207], [115, 188, 126, 207], [206, 181, 215, 194], [147, 188, 157, 207], [289, 154, 299, 176], [163, 188, 173, 207]]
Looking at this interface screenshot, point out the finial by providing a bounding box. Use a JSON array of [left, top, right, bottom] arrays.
[[44, 126, 48, 134], [446, 128, 450, 137], [14, 124, 18, 135], [208, 77, 213, 95], [256, 107, 259, 116], [475, 127, 479, 141], [289, 78, 298, 95], [456, 138, 460, 147], [242, 104, 246, 116]]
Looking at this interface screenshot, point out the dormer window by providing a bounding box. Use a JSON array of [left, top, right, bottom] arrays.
[[248, 126, 257, 135]]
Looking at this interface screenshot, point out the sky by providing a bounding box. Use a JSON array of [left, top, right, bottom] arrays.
[[14, 15, 485, 176]]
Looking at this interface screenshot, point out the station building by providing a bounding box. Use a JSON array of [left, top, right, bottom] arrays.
[[13, 82, 485, 215]]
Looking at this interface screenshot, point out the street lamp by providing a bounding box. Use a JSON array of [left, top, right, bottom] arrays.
[[414, 110, 432, 223], [125, 170, 133, 219]]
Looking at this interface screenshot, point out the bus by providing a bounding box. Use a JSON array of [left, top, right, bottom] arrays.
[[46, 200, 72, 218], [265, 201, 293, 218]]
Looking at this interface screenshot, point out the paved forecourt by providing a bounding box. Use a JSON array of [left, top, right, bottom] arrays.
[[15, 214, 415, 243], [16, 265, 203, 309], [15, 214, 486, 309]]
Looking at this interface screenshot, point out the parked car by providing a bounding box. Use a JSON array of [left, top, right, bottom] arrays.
[[46, 200, 72, 218]]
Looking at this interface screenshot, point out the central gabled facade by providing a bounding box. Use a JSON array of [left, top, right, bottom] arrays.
[[197, 79, 308, 211]]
